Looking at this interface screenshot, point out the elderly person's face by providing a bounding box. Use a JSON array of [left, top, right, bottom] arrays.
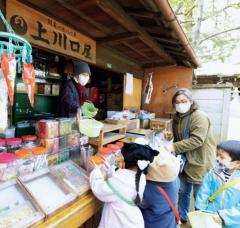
[[174, 94, 192, 114], [174, 94, 191, 104], [75, 73, 90, 86]]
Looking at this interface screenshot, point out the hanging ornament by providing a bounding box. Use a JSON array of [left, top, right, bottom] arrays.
[[1, 52, 17, 106], [22, 63, 35, 107], [0, 10, 33, 107]]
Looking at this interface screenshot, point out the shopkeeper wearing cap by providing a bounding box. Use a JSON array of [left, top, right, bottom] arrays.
[[59, 60, 91, 117]]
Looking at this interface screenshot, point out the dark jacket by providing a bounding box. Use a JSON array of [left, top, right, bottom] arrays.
[[141, 180, 179, 228], [173, 109, 216, 184], [58, 79, 80, 117]]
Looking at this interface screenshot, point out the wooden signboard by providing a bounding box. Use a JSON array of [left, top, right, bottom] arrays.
[[6, 0, 96, 64]]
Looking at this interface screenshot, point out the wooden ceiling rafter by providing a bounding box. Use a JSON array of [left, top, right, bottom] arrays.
[[124, 8, 161, 19], [120, 41, 152, 61], [54, 0, 151, 64], [96, 32, 140, 44], [95, 0, 175, 64], [55, 0, 112, 35]]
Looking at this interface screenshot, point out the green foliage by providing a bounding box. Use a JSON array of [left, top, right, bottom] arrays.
[[169, 0, 240, 64]]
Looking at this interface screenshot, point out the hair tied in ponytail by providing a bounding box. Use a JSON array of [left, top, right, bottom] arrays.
[[137, 160, 150, 171]]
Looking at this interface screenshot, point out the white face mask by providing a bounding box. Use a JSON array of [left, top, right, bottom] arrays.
[[175, 102, 191, 114], [79, 75, 89, 86]]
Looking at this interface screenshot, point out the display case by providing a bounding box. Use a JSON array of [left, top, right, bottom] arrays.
[[0, 179, 44, 228], [18, 168, 77, 216], [50, 161, 90, 197]]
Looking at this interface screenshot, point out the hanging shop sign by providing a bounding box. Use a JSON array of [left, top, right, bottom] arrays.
[[6, 0, 96, 64]]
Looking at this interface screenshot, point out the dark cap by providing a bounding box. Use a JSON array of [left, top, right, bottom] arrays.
[[73, 60, 91, 76], [121, 143, 159, 172], [172, 88, 192, 104], [217, 140, 240, 161]]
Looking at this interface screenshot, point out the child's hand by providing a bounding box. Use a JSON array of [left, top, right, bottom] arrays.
[[88, 159, 97, 171], [213, 214, 223, 224]]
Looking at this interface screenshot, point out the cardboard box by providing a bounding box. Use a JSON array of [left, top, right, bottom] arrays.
[[150, 118, 173, 131], [105, 118, 140, 131]]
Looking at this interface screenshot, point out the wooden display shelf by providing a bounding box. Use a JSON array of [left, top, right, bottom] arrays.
[[37, 193, 102, 228], [88, 123, 126, 148]]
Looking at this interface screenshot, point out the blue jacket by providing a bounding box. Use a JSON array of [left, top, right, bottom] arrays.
[[195, 169, 240, 228], [141, 180, 179, 228]]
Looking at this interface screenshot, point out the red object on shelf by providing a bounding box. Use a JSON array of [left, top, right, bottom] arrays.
[[90, 87, 99, 106], [5, 138, 22, 145]]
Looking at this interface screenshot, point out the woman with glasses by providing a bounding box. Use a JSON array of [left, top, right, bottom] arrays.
[[165, 88, 216, 224]]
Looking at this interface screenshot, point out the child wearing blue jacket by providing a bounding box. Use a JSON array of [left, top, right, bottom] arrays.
[[195, 140, 240, 228]]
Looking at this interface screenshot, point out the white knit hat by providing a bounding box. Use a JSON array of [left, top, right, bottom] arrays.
[[147, 151, 180, 182]]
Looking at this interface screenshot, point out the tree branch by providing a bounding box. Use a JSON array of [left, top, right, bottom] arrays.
[[199, 26, 240, 44]]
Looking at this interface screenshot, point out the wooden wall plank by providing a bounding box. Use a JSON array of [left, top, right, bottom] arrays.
[[142, 66, 193, 117]]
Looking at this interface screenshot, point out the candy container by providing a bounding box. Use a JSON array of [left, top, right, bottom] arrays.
[[5, 138, 22, 153], [36, 120, 59, 139], [58, 118, 72, 136], [98, 147, 115, 165], [58, 148, 70, 163], [32, 147, 48, 171], [0, 139, 6, 153], [39, 137, 59, 154], [68, 132, 80, 148], [15, 148, 34, 176], [22, 135, 37, 148], [0, 153, 18, 181]]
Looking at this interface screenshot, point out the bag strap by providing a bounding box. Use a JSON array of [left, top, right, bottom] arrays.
[[156, 185, 181, 225], [182, 114, 191, 139], [105, 179, 136, 207], [207, 178, 240, 204]]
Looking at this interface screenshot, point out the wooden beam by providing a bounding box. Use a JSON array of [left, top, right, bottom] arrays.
[[167, 50, 189, 57], [163, 45, 184, 51], [55, 0, 112, 35], [124, 8, 161, 19], [95, 0, 175, 64], [151, 36, 180, 45], [143, 62, 174, 68], [96, 32, 139, 44], [120, 41, 152, 61]]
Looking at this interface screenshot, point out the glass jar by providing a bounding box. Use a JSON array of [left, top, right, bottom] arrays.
[[0, 153, 17, 181], [22, 135, 37, 148], [32, 146, 48, 171], [107, 144, 124, 168], [107, 144, 121, 155], [0, 139, 6, 153], [5, 138, 22, 153], [98, 147, 114, 165], [88, 155, 104, 172], [15, 148, 34, 176], [116, 141, 124, 149]]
